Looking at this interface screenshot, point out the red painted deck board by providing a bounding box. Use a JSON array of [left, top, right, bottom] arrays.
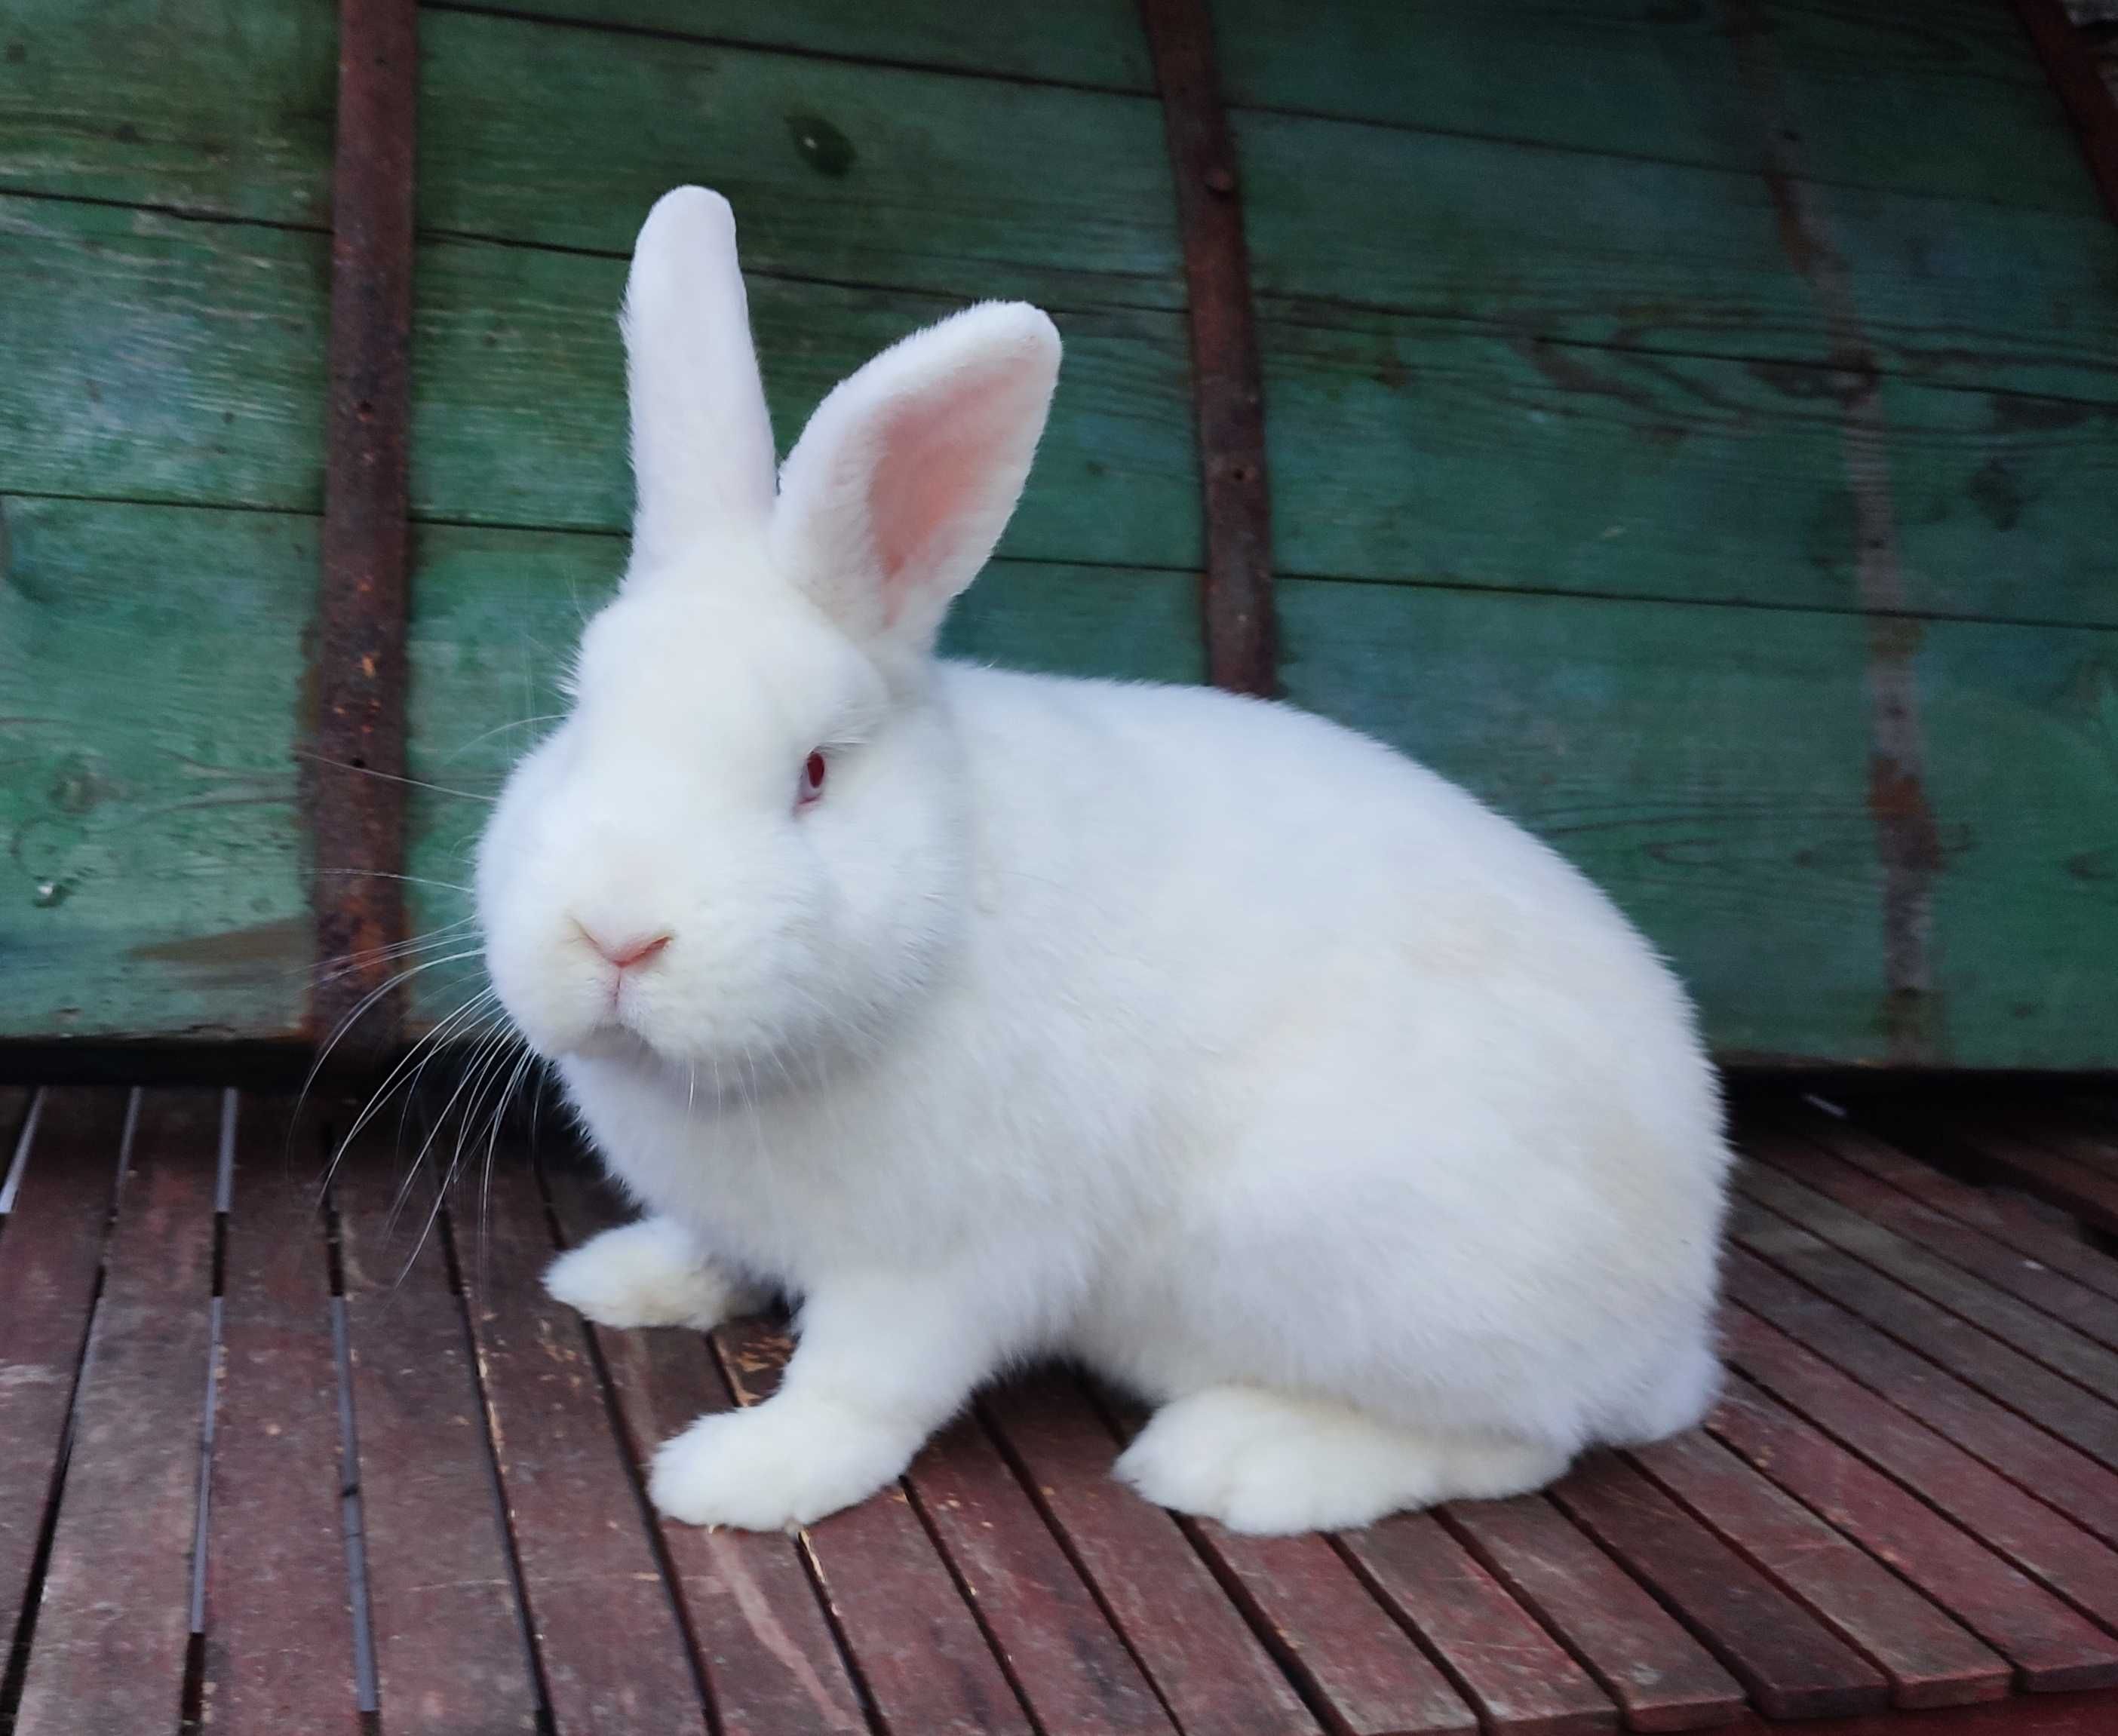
[[336, 1143, 544, 1736], [1551, 1451, 1892, 1720], [202, 1095, 364, 1733], [718, 1315, 1040, 1736], [1960, 1120, 2118, 1241], [0, 1090, 124, 1661], [541, 1164, 868, 1736], [12, 1090, 219, 1736], [1444, 1492, 1746, 1731], [1708, 1374, 2118, 1692]]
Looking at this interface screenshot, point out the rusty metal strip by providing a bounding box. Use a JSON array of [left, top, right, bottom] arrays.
[[1721, 1, 1943, 1065], [2012, 0, 2118, 229], [1137, 0, 1277, 697], [309, 0, 419, 1052]]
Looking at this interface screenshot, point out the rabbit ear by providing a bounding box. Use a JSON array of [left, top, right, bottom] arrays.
[[621, 187, 777, 572], [770, 301, 1061, 661]]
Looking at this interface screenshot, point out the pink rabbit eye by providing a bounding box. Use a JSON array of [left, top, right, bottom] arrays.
[[798, 750, 827, 807]]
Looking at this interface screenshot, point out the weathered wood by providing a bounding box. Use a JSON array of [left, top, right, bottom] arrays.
[[418, 8, 1183, 313], [13, 1090, 218, 1736], [0, 196, 327, 509], [1180, 1521, 1478, 1736], [1257, 308, 2118, 626], [1630, 1425, 2009, 1709], [0, 498, 316, 1040], [411, 235, 1199, 567], [454, 1155, 708, 1731], [1340, 1510, 1618, 1734], [1733, 1196, 2118, 1476], [1444, 1494, 1747, 1731], [1214, 0, 2094, 210], [1236, 107, 2118, 404], [1752, 1131, 2118, 1353], [1739, 1146, 2118, 1401], [982, 1371, 1320, 1736], [1961, 1118, 2118, 1237], [540, 1164, 867, 1736], [437, 0, 1156, 90], [1778, 1107, 2118, 1308], [1708, 1372, 2118, 1690], [1139, 0, 1275, 695], [1550, 1452, 1890, 1720], [312, 0, 417, 1048], [0, 0, 336, 223], [716, 1317, 1037, 1736], [1724, 1307, 2118, 1637], [0, 1091, 124, 1657], [336, 1147, 543, 1735], [201, 1093, 362, 1732]]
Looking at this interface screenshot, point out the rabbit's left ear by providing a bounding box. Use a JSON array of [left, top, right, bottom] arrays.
[[622, 187, 778, 574], [770, 301, 1061, 663]]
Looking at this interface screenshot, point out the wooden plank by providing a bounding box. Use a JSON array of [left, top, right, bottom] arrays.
[[454, 1155, 708, 1731], [982, 1371, 1321, 1736], [0, 0, 335, 222], [1776, 1106, 2118, 1308], [1730, 1206, 2118, 1487], [1738, 1145, 2118, 1399], [1724, 1306, 2118, 1636], [1139, 0, 1275, 695], [439, 0, 1156, 90], [716, 1317, 1038, 1736], [13, 1090, 219, 1736], [1182, 1522, 1478, 1736], [1965, 1118, 2118, 1238], [1338, 1509, 1617, 1735], [410, 235, 1198, 566], [0, 195, 327, 509], [0, 498, 316, 1040], [911, 1412, 1177, 1736], [1724, 1241, 2118, 1551], [1549, 1451, 1891, 1720], [0, 1090, 124, 1656], [1751, 1130, 2118, 1353], [1708, 1371, 2118, 1690], [1257, 307, 2118, 627], [336, 1143, 543, 1736], [1212, 0, 2096, 210], [312, 0, 418, 1049], [1236, 104, 2118, 404], [1444, 1495, 1746, 1731], [540, 1164, 867, 1736], [1630, 1427, 2009, 1710], [2015, 0, 2118, 225], [418, 7, 1184, 313], [201, 1093, 361, 1732]]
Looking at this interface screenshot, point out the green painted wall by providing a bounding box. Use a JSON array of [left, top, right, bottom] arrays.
[[2, 0, 2114, 1063]]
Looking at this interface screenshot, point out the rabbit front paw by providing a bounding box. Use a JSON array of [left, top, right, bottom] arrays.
[[648, 1400, 917, 1530], [545, 1216, 764, 1330]]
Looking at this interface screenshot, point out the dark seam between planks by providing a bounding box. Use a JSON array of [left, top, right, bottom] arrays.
[[1718, 0, 1943, 1067], [417, 0, 1157, 99], [1137, 0, 1277, 696], [311, 0, 419, 1055], [2012, 0, 2118, 227], [433, 1204, 560, 1734], [0, 182, 333, 237]]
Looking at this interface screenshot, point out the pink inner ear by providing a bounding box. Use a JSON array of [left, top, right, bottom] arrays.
[[867, 361, 1024, 624]]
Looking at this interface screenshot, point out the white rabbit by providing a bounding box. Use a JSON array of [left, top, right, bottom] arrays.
[[482, 187, 1730, 1535]]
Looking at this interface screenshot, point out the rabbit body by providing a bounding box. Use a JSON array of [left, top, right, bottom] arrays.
[[492, 189, 1730, 1535]]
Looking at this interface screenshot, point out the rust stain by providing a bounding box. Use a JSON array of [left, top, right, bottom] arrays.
[[1722, 0, 1943, 1064], [132, 916, 311, 977]]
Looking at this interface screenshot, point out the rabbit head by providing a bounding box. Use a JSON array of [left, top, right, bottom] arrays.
[[476, 187, 1061, 1075]]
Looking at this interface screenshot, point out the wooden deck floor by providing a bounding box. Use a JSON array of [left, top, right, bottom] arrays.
[[5, 1087, 2118, 1735]]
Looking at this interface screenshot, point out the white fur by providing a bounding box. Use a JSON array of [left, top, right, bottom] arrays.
[[488, 187, 1731, 1535], [545, 1216, 767, 1330]]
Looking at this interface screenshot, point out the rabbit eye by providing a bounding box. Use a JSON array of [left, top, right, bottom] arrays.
[[797, 750, 827, 808]]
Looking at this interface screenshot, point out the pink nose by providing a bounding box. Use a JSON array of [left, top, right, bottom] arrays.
[[580, 928, 672, 971]]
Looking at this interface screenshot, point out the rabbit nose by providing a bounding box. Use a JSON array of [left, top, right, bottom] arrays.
[[576, 923, 673, 971]]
